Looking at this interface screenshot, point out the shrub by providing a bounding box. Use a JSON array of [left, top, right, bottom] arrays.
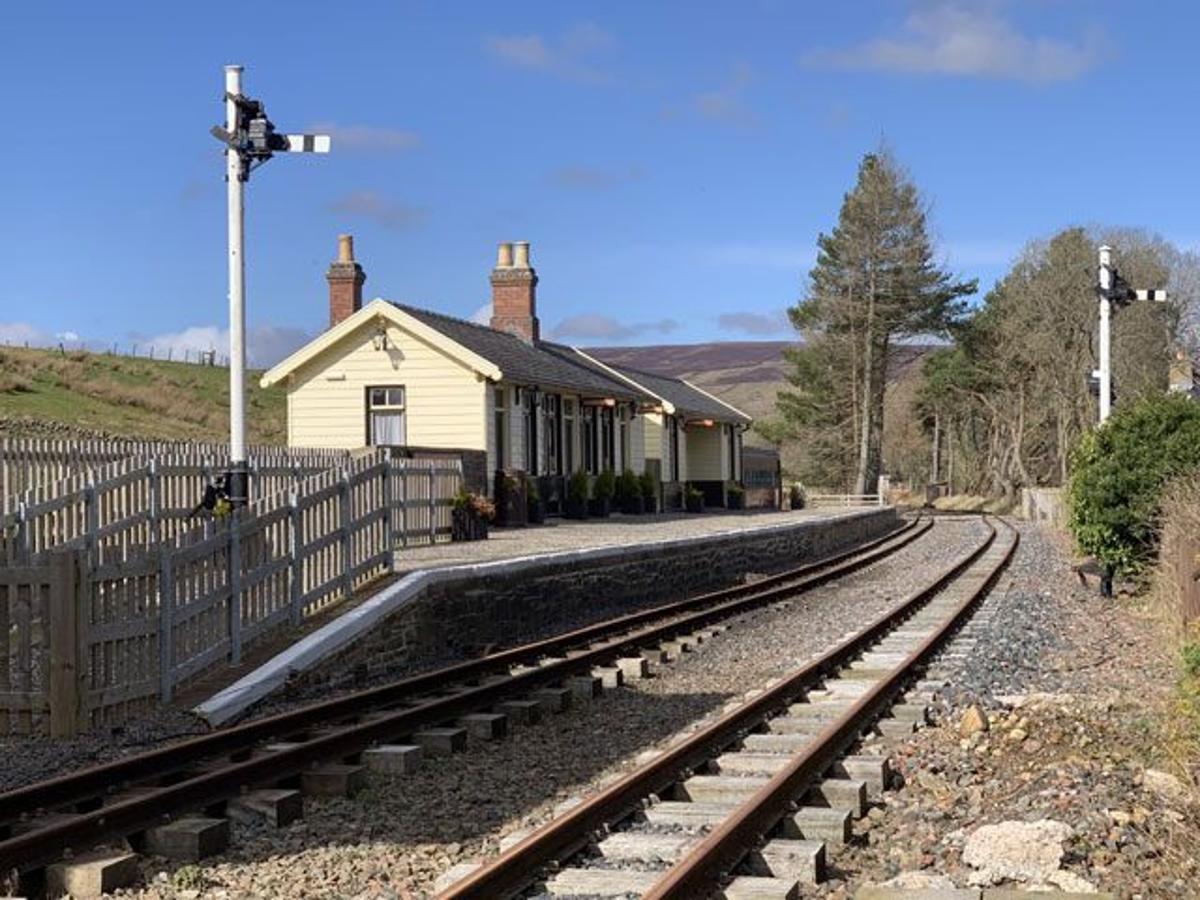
[[593, 468, 616, 502], [1068, 393, 1200, 576], [1183, 643, 1200, 678], [568, 470, 590, 505], [639, 471, 657, 500], [615, 469, 640, 505], [789, 483, 806, 510]]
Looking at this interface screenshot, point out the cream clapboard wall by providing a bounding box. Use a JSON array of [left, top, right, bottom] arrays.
[[686, 424, 726, 480], [287, 321, 486, 450]]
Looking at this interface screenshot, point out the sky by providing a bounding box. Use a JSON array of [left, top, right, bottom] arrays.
[[1, 1, 1196, 366]]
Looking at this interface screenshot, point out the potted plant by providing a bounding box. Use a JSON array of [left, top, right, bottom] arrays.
[[685, 483, 705, 514], [789, 483, 806, 510], [616, 469, 644, 514], [727, 483, 746, 510], [451, 490, 495, 541], [590, 468, 615, 518], [639, 471, 658, 514], [566, 470, 590, 519], [493, 470, 527, 527], [526, 477, 545, 524]]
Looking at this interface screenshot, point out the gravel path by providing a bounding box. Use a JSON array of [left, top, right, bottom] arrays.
[[823, 521, 1200, 899], [110, 517, 990, 900]]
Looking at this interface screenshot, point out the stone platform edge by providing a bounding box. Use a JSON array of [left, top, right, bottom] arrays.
[[194, 507, 894, 726]]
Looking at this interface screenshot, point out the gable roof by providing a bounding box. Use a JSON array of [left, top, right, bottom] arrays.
[[570, 349, 752, 425], [260, 299, 501, 387], [391, 303, 646, 399]]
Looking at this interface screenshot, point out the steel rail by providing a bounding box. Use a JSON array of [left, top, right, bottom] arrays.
[[0, 517, 930, 874], [645, 517, 1018, 899], [0, 515, 924, 831], [436, 517, 1009, 900]]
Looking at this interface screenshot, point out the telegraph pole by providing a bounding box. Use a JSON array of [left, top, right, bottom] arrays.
[[212, 65, 330, 506], [224, 65, 248, 506]]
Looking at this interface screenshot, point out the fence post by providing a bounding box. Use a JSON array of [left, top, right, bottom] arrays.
[[148, 459, 161, 547], [84, 480, 98, 561], [158, 546, 175, 703], [229, 513, 242, 666], [428, 466, 436, 544], [289, 489, 303, 626], [400, 464, 409, 549], [340, 469, 353, 598], [381, 461, 395, 572], [47, 549, 83, 737]]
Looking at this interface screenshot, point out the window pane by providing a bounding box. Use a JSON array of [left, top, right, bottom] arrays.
[[494, 387, 505, 410], [370, 388, 386, 407], [386, 387, 405, 407], [371, 411, 406, 445]]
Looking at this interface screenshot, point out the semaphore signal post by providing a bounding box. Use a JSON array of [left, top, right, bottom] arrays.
[[210, 65, 330, 507]]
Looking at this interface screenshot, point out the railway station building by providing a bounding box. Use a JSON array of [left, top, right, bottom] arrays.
[[260, 236, 755, 510]]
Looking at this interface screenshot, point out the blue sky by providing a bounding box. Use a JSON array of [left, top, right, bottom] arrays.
[[1, 1, 1194, 365]]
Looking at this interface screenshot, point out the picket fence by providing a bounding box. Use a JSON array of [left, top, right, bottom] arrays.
[[0, 436, 353, 517], [0, 453, 462, 735]]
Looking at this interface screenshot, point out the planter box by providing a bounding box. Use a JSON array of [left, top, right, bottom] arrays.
[[727, 491, 746, 510], [642, 494, 658, 514], [451, 507, 489, 541], [565, 497, 589, 520], [527, 500, 546, 525], [619, 495, 645, 515], [685, 494, 705, 514], [588, 497, 611, 518]]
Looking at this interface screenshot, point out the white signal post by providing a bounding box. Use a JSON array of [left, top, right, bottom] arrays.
[[224, 65, 248, 502], [1096, 245, 1113, 424], [215, 65, 329, 506], [1093, 244, 1168, 426]]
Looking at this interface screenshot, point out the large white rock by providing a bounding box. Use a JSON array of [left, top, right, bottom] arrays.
[[962, 819, 1071, 885]]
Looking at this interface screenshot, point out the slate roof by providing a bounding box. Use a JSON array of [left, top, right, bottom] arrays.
[[390, 303, 646, 399], [608, 363, 752, 424]]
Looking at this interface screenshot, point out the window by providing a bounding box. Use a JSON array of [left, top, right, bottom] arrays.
[[667, 415, 680, 482], [494, 387, 508, 469], [522, 388, 538, 474], [619, 404, 631, 471], [563, 398, 577, 472], [543, 394, 561, 475], [728, 425, 737, 479], [600, 407, 615, 471], [583, 407, 598, 474], [367, 386, 406, 446]]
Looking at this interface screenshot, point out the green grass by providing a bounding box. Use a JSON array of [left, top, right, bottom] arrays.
[[0, 346, 286, 443]]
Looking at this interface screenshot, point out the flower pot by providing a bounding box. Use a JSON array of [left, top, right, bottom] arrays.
[[685, 493, 705, 514], [527, 499, 546, 525], [727, 491, 745, 510], [643, 495, 658, 514], [620, 494, 645, 515], [588, 497, 611, 518], [452, 507, 488, 541], [565, 497, 589, 519]]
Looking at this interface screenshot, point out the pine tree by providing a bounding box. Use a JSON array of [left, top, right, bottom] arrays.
[[777, 150, 974, 492]]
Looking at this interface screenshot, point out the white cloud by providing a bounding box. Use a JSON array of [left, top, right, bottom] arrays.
[[804, 3, 1107, 84], [469, 303, 492, 326], [0, 322, 51, 346], [328, 191, 429, 231], [308, 122, 420, 153], [548, 164, 642, 189], [718, 311, 792, 336], [692, 63, 757, 127], [549, 314, 678, 342], [139, 324, 311, 368], [485, 22, 617, 84]]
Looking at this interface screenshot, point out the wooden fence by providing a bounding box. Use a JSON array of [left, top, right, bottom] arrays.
[[1, 455, 462, 734], [1165, 531, 1200, 628], [1, 436, 354, 517]]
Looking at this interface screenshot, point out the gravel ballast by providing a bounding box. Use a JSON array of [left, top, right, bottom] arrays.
[[108, 518, 991, 899]]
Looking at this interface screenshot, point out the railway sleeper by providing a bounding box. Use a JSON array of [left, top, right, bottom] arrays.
[[722, 874, 802, 899]]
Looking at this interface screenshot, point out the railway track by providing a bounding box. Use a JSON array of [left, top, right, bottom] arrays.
[[436, 516, 1017, 900], [0, 515, 931, 893]]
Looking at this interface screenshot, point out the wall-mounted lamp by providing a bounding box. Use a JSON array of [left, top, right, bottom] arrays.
[[372, 322, 389, 351]]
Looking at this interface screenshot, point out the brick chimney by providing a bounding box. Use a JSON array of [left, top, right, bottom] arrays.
[[490, 241, 539, 342], [327, 234, 366, 327]]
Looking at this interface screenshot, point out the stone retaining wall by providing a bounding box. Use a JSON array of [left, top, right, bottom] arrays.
[[292, 507, 897, 695]]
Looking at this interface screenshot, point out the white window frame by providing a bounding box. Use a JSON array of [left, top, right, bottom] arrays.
[[367, 385, 407, 446]]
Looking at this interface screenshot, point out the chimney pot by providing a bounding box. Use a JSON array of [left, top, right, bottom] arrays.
[[489, 240, 539, 343], [327, 234, 366, 328]]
